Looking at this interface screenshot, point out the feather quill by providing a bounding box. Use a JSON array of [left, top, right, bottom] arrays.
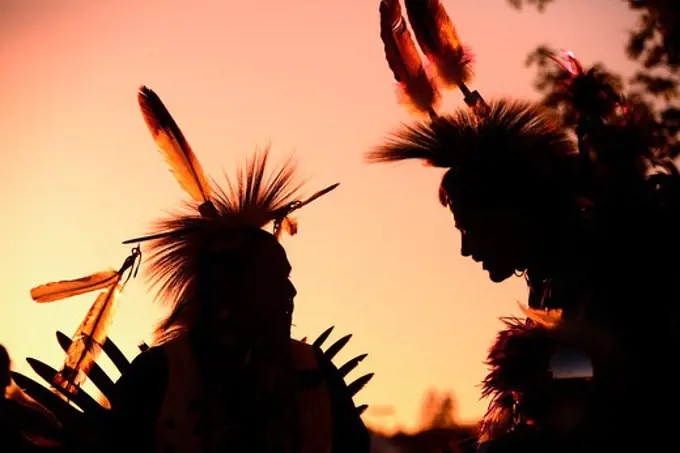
[[52, 284, 121, 394], [138, 85, 212, 204], [30, 270, 119, 303], [380, 0, 440, 117], [404, 0, 473, 88]]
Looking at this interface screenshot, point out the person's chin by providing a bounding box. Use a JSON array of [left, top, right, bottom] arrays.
[[487, 268, 514, 283]]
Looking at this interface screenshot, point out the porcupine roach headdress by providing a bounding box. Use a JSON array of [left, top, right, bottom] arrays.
[[123, 86, 338, 343]]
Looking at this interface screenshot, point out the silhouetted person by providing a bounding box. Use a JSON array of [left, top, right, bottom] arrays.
[[368, 12, 678, 449], [99, 87, 369, 453], [367, 100, 594, 315]]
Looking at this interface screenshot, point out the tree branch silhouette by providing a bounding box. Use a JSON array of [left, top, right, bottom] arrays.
[[509, 0, 679, 157]]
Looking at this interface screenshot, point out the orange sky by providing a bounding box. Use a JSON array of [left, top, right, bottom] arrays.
[[0, 0, 640, 432]]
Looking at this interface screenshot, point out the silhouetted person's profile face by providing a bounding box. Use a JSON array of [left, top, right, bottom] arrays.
[[440, 153, 581, 284], [444, 174, 546, 283], [0, 345, 10, 394], [198, 228, 297, 352], [450, 198, 535, 282]]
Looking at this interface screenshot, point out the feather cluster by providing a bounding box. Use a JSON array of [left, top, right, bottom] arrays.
[[29, 248, 140, 394], [480, 312, 616, 442], [403, 0, 474, 88], [380, 0, 440, 117], [129, 86, 338, 342], [379, 0, 478, 118]]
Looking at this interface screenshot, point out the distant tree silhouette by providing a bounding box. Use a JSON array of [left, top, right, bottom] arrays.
[[508, 0, 679, 157], [418, 388, 458, 430]]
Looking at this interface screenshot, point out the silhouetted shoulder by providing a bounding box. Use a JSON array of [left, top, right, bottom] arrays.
[[112, 345, 168, 404], [104, 345, 168, 452]]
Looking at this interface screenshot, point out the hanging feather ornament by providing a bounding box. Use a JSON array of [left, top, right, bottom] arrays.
[[30, 270, 120, 303], [30, 247, 142, 395], [379, 0, 441, 119], [52, 285, 121, 395]]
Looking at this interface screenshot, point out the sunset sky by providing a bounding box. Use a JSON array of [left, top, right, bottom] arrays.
[[0, 0, 640, 432]]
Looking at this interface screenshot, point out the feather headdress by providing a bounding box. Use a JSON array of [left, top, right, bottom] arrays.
[[126, 86, 338, 341]]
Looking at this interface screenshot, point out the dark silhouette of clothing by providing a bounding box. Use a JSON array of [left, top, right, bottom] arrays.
[[101, 335, 369, 453]]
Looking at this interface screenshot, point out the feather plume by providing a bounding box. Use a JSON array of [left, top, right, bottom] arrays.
[[30, 270, 119, 303], [138, 86, 212, 204], [380, 0, 440, 117], [480, 315, 611, 437], [404, 0, 474, 88], [52, 284, 121, 394], [481, 318, 555, 401]]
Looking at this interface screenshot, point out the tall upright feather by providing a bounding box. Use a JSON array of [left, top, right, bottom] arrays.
[[404, 0, 473, 88], [380, 0, 440, 117], [138, 86, 212, 204], [52, 284, 121, 394], [30, 270, 119, 303]]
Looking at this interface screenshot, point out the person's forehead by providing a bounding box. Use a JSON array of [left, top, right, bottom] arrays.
[[248, 234, 291, 274]]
